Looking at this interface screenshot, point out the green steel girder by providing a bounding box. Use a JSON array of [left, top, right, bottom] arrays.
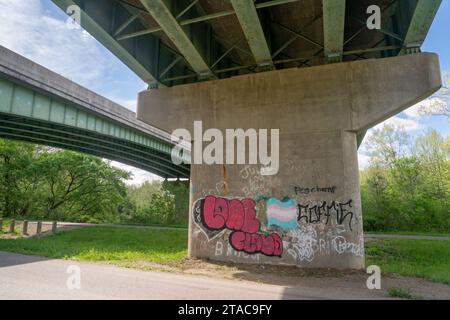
[[230, 0, 273, 68], [117, 0, 301, 41], [0, 128, 175, 179], [52, 0, 160, 86], [49, 0, 441, 86], [0, 77, 190, 178], [322, 0, 346, 63], [0, 117, 190, 177], [350, 16, 403, 42], [401, 0, 442, 54], [0, 118, 186, 178], [139, 0, 214, 78], [114, 11, 141, 37]]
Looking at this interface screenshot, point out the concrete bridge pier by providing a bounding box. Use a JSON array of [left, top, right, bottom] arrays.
[[137, 53, 441, 269]]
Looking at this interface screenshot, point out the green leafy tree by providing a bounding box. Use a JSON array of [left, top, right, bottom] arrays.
[[0, 140, 43, 217], [366, 123, 409, 168], [361, 127, 450, 232], [37, 150, 130, 222], [162, 180, 189, 225]]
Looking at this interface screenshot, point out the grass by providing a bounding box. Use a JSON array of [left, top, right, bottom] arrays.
[[387, 287, 419, 299], [365, 230, 450, 237], [0, 227, 188, 265], [0, 226, 449, 286], [0, 220, 20, 236], [366, 238, 450, 285]]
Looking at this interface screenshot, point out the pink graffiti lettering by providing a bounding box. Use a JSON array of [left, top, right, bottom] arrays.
[[230, 231, 283, 257], [201, 195, 282, 257], [202, 196, 260, 233]]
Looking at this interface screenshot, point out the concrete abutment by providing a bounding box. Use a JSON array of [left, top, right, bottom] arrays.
[[137, 53, 441, 269]]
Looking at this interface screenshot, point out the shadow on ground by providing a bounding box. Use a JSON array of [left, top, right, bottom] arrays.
[[179, 258, 450, 300], [0, 251, 53, 268]]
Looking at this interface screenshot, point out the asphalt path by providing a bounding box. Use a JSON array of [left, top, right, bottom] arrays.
[[0, 251, 391, 300]]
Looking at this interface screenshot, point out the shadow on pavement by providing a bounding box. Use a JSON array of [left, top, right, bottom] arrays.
[[0, 251, 53, 268]]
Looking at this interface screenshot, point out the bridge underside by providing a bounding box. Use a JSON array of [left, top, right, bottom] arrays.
[[52, 0, 441, 88], [0, 113, 187, 178]]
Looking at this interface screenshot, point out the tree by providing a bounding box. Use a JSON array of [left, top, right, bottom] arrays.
[[414, 129, 449, 217], [0, 139, 131, 223], [417, 74, 450, 118], [0, 140, 42, 217], [38, 150, 130, 222], [366, 123, 409, 168], [124, 180, 189, 225], [162, 180, 189, 225], [361, 127, 450, 232]]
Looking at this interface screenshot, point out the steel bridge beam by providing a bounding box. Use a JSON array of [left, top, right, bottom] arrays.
[[401, 0, 442, 54], [52, 0, 160, 86], [0, 45, 192, 178], [139, 0, 214, 78], [230, 0, 273, 69], [0, 77, 190, 178], [322, 0, 346, 63], [118, 0, 300, 41]]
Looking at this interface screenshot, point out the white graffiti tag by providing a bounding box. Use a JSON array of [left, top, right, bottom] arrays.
[[286, 226, 318, 262], [331, 236, 364, 257]]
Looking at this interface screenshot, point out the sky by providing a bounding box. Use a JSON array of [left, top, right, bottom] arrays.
[[0, 0, 448, 185]]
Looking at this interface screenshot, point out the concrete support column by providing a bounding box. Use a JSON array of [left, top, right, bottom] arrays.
[[137, 53, 441, 269]]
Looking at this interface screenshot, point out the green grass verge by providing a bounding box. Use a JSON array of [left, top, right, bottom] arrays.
[[365, 231, 450, 237], [0, 227, 188, 265], [366, 238, 450, 285], [387, 287, 420, 299]]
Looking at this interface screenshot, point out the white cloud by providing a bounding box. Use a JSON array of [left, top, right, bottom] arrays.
[[404, 101, 428, 119], [114, 99, 137, 112], [369, 96, 447, 134], [404, 96, 448, 118], [0, 0, 108, 88], [373, 116, 422, 132], [110, 161, 164, 186]]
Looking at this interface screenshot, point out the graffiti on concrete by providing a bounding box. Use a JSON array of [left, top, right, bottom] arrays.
[[285, 225, 364, 262], [192, 191, 361, 263], [294, 186, 337, 195], [331, 235, 364, 256], [297, 200, 354, 230], [266, 197, 298, 230], [193, 195, 283, 257], [239, 165, 268, 197], [215, 239, 261, 261], [286, 225, 317, 262], [193, 200, 224, 240]]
